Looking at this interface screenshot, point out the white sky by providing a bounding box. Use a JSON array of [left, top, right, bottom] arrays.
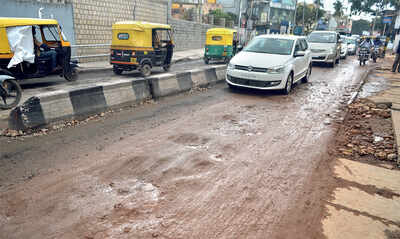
[[304, 0, 373, 21]]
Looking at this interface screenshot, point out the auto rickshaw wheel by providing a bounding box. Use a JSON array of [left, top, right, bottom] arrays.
[[64, 68, 78, 81], [224, 57, 231, 64], [140, 64, 152, 77], [163, 65, 171, 72], [113, 66, 123, 75]]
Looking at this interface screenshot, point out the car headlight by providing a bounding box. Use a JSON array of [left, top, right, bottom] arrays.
[[228, 63, 235, 70], [266, 65, 284, 74]]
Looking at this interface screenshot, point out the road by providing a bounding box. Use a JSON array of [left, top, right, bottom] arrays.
[[0, 57, 370, 239]]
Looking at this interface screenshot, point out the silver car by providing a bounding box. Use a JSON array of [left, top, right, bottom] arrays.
[[308, 31, 341, 68]]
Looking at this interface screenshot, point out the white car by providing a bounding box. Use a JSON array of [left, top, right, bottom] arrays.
[[347, 37, 357, 55], [308, 31, 341, 67], [226, 35, 312, 94], [340, 38, 348, 59]]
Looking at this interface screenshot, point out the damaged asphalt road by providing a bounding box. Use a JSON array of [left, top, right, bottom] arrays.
[[0, 57, 372, 238]]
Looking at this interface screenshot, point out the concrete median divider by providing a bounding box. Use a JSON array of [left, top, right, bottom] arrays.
[[8, 65, 227, 130]]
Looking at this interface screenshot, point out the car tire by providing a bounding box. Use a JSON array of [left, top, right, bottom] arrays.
[[330, 59, 335, 68], [302, 64, 312, 83], [283, 73, 293, 95]]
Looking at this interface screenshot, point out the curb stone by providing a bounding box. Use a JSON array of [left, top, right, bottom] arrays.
[[8, 65, 226, 130]]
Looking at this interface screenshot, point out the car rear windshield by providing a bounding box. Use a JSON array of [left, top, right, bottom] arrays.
[[243, 38, 294, 55], [307, 32, 336, 43]]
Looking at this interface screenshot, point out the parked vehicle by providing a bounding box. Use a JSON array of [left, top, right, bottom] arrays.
[[226, 35, 312, 95], [110, 21, 174, 77], [307, 31, 341, 68], [0, 17, 78, 81], [346, 37, 357, 55], [358, 46, 369, 66], [204, 28, 238, 64], [340, 37, 348, 59], [0, 72, 21, 109]]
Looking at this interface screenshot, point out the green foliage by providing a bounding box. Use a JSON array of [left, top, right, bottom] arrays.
[[295, 3, 326, 34], [209, 9, 237, 23], [348, 0, 399, 14], [351, 19, 371, 35], [333, 0, 344, 17]]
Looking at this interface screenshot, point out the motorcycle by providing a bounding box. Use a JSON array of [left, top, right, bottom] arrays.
[[371, 46, 379, 62], [0, 72, 22, 110], [358, 47, 370, 66]]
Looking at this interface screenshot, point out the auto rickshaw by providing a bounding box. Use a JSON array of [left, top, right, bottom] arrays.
[[204, 28, 238, 64], [0, 17, 77, 81], [110, 21, 174, 77]]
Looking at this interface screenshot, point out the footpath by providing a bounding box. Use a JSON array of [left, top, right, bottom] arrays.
[[322, 55, 400, 238]]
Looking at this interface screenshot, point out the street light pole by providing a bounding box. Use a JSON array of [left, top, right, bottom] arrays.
[[303, 0, 305, 27]]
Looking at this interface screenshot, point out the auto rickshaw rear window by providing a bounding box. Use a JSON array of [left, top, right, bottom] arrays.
[[118, 33, 129, 40], [42, 25, 60, 41], [212, 36, 222, 41]]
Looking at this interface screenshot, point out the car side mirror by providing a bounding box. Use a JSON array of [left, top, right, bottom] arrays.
[[294, 50, 305, 57], [237, 45, 243, 52]]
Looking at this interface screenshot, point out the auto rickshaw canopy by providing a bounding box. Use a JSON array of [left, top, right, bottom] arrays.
[[0, 17, 59, 27], [0, 17, 61, 56], [112, 21, 172, 49], [206, 28, 237, 46]]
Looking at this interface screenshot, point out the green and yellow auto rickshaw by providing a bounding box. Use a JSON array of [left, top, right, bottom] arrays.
[[110, 21, 174, 77], [204, 28, 238, 64]]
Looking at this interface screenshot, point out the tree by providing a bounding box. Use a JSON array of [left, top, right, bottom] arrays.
[[351, 19, 371, 35], [295, 3, 326, 34], [333, 0, 344, 18], [348, 0, 399, 15]]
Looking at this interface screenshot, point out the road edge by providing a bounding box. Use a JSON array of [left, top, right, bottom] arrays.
[[8, 65, 227, 130]]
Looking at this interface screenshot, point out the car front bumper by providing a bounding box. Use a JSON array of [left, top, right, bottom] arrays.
[[225, 69, 287, 90], [311, 53, 335, 63]]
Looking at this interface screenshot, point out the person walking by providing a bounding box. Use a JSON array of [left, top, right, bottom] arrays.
[[392, 38, 400, 73]]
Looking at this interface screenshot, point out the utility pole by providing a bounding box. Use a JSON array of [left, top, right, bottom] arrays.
[[293, 0, 298, 28], [302, 0, 305, 27], [315, 1, 319, 27], [237, 0, 243, 44]]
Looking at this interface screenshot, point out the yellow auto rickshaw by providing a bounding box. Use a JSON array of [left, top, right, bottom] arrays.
[[110, 21, 174, 77], [204, 28, 238, 64], [0, 17, 77, 81]]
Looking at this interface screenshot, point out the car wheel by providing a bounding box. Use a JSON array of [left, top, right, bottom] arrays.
[[140, 63, 152, 77], [302, 64, 312, 83], [283, 73, 293, 95], [330, 59, 335, 68]]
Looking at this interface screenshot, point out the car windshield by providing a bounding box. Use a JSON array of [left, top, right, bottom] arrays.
[[308, 32, 336, 43], [346, 38, 356, 44], [243, 38, 294, 55]]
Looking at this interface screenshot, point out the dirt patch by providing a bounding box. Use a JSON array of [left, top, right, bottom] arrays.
[[334, 99, 398, 168]]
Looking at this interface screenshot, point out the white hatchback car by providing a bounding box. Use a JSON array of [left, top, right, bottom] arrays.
[[226, 35, 312, 94]]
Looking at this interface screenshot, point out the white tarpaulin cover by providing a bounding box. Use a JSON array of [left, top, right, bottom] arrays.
[[6, 26, 35, 68]]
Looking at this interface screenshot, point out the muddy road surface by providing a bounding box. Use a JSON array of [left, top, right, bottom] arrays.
[[0, 57, 371, 238]]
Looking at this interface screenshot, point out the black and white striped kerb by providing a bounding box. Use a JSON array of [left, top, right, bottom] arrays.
[[9, 66, 226, 130], [9, 79, 151, 130]]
